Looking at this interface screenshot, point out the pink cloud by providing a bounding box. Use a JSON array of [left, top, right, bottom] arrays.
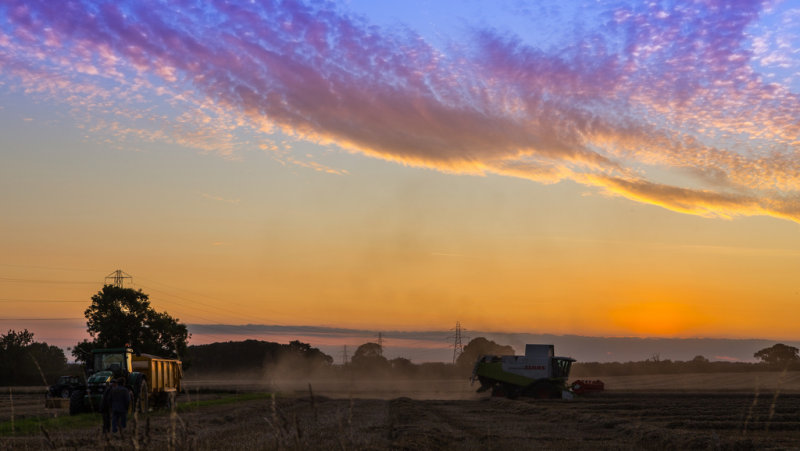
[[1, 0, 799, 221]]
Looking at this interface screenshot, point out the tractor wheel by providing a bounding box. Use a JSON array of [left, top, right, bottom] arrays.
[[68, 390, 85, 416], [60, 388, 70, 398], [136, 380, 149, 413]]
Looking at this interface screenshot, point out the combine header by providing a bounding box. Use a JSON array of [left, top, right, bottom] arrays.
[[472, 344, 601, 399], [570, 379, 605, 395]]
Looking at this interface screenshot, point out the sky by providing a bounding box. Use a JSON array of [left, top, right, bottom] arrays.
[[1, 0, 800, 360]]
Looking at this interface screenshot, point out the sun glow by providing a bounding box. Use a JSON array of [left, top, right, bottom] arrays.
[[611, 301, 705, 336]]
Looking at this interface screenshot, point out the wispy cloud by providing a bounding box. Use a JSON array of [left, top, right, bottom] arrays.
[[1, 0, 798, 221], [201, 193, 240, 204]]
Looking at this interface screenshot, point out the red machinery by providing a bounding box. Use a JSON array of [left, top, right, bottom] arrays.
[[570, 379, 605, 395]]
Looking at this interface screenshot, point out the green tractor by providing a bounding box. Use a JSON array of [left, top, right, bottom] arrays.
[[472, 344, 575, 399], [70, 347, 182, 415]]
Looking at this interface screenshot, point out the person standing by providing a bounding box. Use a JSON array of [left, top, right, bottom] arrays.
[[110, 377, 131, 434], [100, 380, 113, 434]]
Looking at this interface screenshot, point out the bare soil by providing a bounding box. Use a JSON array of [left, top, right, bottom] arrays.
[[3, 374, 800, 450]]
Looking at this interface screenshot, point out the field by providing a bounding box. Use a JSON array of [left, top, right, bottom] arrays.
[[2, 372, 800, 450]]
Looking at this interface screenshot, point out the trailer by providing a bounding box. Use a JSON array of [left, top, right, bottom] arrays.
[[70, 347, 182, 415], [132, 353, 182, 409]]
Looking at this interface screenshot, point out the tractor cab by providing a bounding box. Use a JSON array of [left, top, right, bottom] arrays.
[[92, 348, 134, 378], [87, 348, 136, 390]]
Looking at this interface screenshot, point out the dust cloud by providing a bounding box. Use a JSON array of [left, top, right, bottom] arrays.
[[184, 360, 482, 400]]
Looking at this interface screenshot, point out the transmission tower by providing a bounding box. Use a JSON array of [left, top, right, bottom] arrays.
[[376, 332, 384, 355], [105, 269, 132, 288], [450, 321, 467, 364], [341, 345, 349, 365]]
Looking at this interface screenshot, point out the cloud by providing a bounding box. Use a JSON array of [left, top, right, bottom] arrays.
[[201, 193, 241, 204], [1, 0, 798, 221]]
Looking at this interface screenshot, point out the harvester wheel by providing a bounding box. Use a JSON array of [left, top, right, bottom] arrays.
[[68, 390, 85, 416], [527, 381, 559, 399], [490, 384, 505, 397], [136, 380, 149, 413], [476, 377, 493, 393], [503, 384, 521, 399]]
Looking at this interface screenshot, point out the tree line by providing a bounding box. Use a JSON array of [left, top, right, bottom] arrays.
[[186, 339, 332, 375], [2, 283, 798, 385], [572, 347, 800, 377], [0, 329, 80, 386]]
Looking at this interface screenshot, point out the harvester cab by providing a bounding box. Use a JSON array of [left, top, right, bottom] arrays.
[[472, 344, 576, 399]]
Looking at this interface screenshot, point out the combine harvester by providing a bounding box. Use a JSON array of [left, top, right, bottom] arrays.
[[472, 344, 603, 399], [69, 347, 182, 415]]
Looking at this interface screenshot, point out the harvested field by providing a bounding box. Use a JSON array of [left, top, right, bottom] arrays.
[[586, 371, 800, 392], [3, 374, 800, 449]]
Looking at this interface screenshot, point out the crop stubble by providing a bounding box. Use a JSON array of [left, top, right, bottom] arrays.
[[3, 388, 800, 449]]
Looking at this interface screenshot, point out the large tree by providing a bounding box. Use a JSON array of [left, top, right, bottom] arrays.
[[754, 343, 800, 366], [72, 285, 190, 365]]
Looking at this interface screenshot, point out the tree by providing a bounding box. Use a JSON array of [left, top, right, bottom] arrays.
[[691, 355, 709, 363], [389, 357, 416, 377], [72, 285, 190, 365], [278, 340, 334, 374], [754, 343, 800, 366], [455, 337, 514, 372], [350, 342, 389, 371], [0, 329, 68, 385], [1, 329, 34, 349]]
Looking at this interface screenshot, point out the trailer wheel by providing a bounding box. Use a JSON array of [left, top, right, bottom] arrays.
[[136, 380, 149, 413], [68, 390, 85, 416]]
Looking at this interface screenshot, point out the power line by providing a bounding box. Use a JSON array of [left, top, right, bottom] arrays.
[[0, 318, 83, 321], [136, 284, 284, 326], [0, 263, 103, 272], [0, 298, 86, 303], [0, 276, 97, 284]]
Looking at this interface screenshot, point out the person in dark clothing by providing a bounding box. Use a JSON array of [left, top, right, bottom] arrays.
[[110, 378, 131, 434], [100, 380, 113, 433]]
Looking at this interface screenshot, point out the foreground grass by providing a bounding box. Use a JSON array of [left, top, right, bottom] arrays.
[[0, 414, 97, 436], [0, 392, 273, 436]]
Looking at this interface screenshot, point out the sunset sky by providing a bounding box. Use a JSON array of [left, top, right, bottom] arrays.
[[1, 0, 799, 357]]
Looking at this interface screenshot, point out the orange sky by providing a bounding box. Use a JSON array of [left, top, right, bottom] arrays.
[[2, 161, 799, 344], [2, 0, 800, 350]]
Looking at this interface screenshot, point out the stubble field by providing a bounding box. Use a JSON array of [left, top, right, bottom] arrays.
[[2, 372, 800, 450]]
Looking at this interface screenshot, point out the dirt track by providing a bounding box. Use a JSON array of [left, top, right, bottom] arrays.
[[3, 388, 800, 450]]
